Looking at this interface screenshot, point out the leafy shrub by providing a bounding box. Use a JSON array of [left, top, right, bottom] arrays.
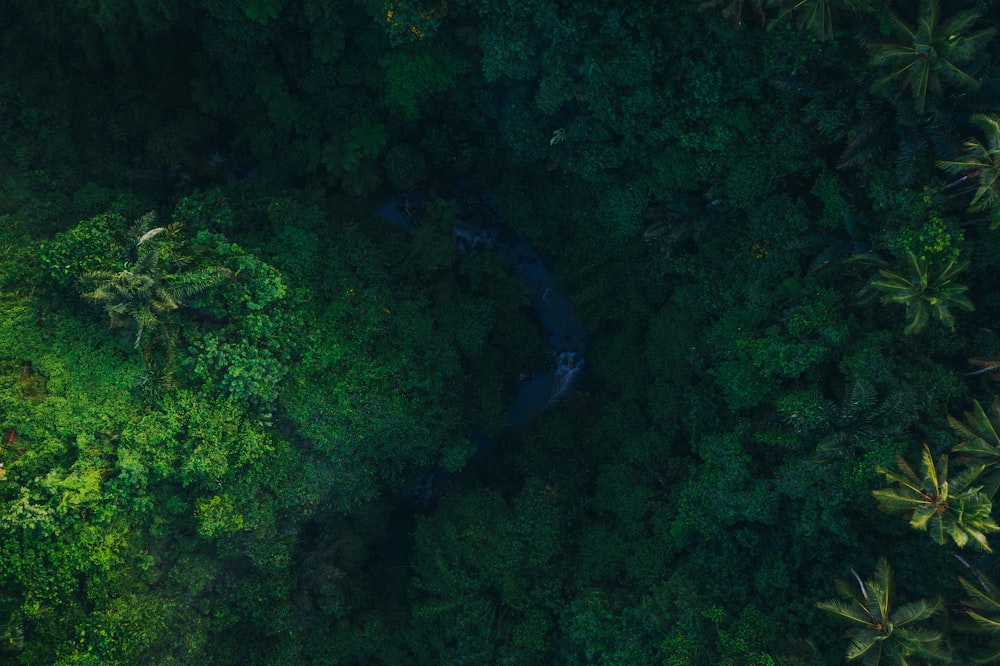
[[187, 333, 286, 411], [39, 213, 124, 289]]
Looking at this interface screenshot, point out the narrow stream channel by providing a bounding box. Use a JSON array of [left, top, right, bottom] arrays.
[[371, 181, 589, 505]]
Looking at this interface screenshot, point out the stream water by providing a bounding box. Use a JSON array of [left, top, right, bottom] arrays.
[[371, 182, 589, 503]]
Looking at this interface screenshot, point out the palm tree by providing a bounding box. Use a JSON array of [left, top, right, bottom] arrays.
[[868, 250, 973, 335], [817, 557, 947, 664], [81, 213, 219, 354], [811, 381, 908, 462], [938, 114, 1000, 229], [873, 443, 999, 551], [698, 0, 766, 30], [956, 566, 1000, 664], [865, 0, 995, 114], [949, 396, 1000, 498], [766, 0, 870, 41], [786, 214, 874, 275], [779, 379, 910, 461], [837, 91, 959, 186]]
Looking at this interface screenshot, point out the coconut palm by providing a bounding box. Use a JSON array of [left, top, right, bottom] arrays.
[[786, 214, 874, 276], [865, 0, 995, 114], [838, 91, 959, 186], [817, 557, 947, 664], [956, 567, 1000, 664], [950, 396, 1000, 498], [938, 114, 1000, 229], [873, 443, 999, 551], [868, 250, 973, 335], [766, 0, 870, 41]]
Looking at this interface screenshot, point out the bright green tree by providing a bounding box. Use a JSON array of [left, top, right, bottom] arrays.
[[817, 557, 947, 665], [872, 443, 999, 551]]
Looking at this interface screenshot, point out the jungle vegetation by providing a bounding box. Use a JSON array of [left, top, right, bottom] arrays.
[[4, 0, 1000, 664]]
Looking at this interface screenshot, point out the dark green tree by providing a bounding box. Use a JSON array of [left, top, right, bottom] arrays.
[[949, 396, 1000, 498], [698, 0, 766, 29], [867, 250, 973, 334], [865, 0, 995, 114], [781, 380, 908, 462], [766, 0, 870, 41], [937, 114, 1000, 229], [957, 567, 1000, 664]]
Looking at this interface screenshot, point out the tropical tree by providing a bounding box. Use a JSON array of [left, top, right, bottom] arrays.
[[80, 212, 221, 356], [786, 214, 874, 275], [698, 0, 766, 30], [873, 443, 999, 551], [766, 0, 870, 41], [956, 566, 1000, 664], [937, 114, 1000, 229], [865, 0, 996, 114], [965, 357, 1000, 381], [811, 381, 907, 462], [777, 380, 909, 460], [836, 90, 959, 185], [867, 250, 972, 335], [817, 557, 947, 664], [949, 396, 1000, 498]]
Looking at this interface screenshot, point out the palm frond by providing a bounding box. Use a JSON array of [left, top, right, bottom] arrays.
[[960, 572, 1000, 633], [817, 598, 873, 625], [845, 631, 883, 661], [892, 597, 943, 627]]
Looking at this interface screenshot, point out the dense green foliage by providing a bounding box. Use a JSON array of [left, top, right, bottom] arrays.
[[4, 0, 1000, 663]]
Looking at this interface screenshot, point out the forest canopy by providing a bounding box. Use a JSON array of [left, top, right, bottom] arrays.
[[3, 0, 1000, 664]]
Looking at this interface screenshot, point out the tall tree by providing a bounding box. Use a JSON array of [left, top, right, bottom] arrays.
[[817, 557, 947, 665], [872, 443, 999, 551], [766, 0, 871, 41], [956, 567, 1000, 664], [80, 212, 221, 356], [865, 0, 995, 114], [867, 250, 973, 335], [938, 114, 1000, 229], [949, 395, 1000, 498]]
